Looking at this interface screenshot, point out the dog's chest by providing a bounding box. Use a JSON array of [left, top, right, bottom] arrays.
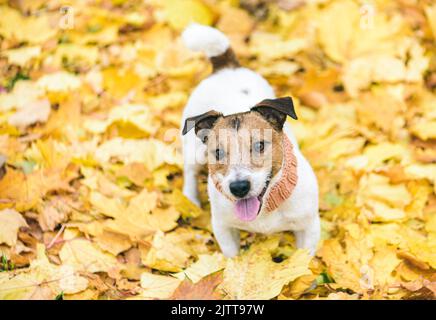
[[226, 208, 301, 234]]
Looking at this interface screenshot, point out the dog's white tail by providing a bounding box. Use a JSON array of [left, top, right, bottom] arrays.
[[182, 23, 239, 72]]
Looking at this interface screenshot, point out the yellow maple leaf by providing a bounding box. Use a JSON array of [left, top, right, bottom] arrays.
[[52, 44, 99, 69], [94, 138, 183, 171], [317, 0, 404, 63], [138, 272, 181, 299], [81, 167, 135, 199], [175, 252, 226, 283], [220, 240, 312, 300], [94, 230, 132, 256], [370, 246, 401, 288], [0, 209, 28, 246], [37, 72, 82, 93], [250, 33, 307, 61], [8, 99, 51, 128], [59, 229, 120, 274], [0, 80, 44, 112], [2, 46, 41, 67], [142, 228, 212, 272], [343, 41, 428, 96], [165, 189, 203, 219], [0, 7, 56, 44], [142, 231, 191, 272], [0, 244, 88, 299], [89, 189, 179, 240], [160, 0, 214, 31], [84, 104, 159, 138], [425, 5, 436, 39], [357, 173, 412, 222], [319, 239, 363, 293]]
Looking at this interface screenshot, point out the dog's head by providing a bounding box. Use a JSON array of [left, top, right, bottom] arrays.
[[182, 97, 297, 221]]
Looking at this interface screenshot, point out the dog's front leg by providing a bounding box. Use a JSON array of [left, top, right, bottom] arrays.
[[183, 163, 201, 206], [294, 214, 320, 256], [182, 133, 205, 206], [212, 219, 240, 258]]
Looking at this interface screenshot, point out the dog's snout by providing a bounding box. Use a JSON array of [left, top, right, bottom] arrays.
[[229, 180, 251, 198]]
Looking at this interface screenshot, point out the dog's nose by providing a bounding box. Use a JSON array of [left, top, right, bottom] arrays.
[[229, 180, 251, 198]]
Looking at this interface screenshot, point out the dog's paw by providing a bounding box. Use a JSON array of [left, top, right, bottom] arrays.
[[221, 246, 240, 258]]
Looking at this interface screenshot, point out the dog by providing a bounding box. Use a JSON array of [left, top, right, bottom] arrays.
[[180, 24, 320, 257]]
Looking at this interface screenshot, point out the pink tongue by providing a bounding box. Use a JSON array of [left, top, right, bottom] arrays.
[[234, 197, 260, 221]]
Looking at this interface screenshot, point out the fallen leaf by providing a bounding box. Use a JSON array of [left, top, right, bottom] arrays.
[[59, 229, 120, 274], [175, 252, 226, 283], [0, 244, 88, 299], [0, 209, 28, 246], [2, 46, 41, 67], [139, 272, 181, 299], [171, 272, 223, 300], [8, 99, 51, 128], [162, 0, 214, 30], [0, 7, 56, 44], [220, 240, 312, 300]]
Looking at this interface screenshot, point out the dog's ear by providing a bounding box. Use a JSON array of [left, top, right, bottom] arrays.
[[182, 110, 222, 142], [251, 97, 297, 130]]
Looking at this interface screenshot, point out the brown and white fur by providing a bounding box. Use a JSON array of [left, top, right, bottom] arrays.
[[181, 24, 320, 257]]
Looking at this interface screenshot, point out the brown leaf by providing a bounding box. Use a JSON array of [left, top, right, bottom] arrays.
[[38, 197, 71, 232], [397, 251, 431, 271], [171, 272, 223, 300]]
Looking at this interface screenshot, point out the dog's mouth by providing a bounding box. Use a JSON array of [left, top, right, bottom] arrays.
[[234, 174, 271, 222]]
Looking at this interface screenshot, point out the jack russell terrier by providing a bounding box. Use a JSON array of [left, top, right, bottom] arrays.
[[180, 24, 320, 257]]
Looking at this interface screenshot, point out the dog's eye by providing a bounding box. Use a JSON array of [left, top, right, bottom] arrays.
[[253, 141, 265, 154], [215, 148, 225, 160]]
